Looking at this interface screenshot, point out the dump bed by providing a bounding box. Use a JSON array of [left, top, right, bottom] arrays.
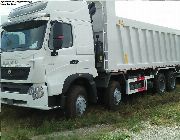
[[108, 17, 180, 71], [93, 1, 180, 72]]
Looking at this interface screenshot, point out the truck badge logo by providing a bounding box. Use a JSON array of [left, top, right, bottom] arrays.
[[8, 70, 12, 75]]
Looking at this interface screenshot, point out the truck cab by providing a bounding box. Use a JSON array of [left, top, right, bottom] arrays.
[[1, 1, 98, 114]]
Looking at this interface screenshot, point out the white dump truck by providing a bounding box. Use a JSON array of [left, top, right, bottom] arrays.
[[1, 1, 180, 117]]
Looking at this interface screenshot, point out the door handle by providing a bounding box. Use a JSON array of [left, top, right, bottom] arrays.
[[70, 60, 79, 64]]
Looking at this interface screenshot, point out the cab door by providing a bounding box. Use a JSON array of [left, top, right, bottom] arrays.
[[45, 21, 77, 96]]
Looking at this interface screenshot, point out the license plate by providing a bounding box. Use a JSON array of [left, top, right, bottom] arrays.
[[7, 99, 13, 105]]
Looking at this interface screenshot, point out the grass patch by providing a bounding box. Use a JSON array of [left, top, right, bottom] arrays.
[[46, 131, 131, 140], [1, 83, 180, 140]]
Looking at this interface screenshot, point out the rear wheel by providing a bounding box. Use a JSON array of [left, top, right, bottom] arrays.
[[104, 81, 122, 110], [65, 85, 87, 118], [154, 73, 166, 94], [166, 71, 176, 91]]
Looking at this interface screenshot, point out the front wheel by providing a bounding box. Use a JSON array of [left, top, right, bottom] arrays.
[[65, 85, 87, 118], [104, 81, 122, 110]]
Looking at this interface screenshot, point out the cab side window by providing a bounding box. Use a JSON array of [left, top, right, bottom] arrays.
[[49, 22, 73, 50], [62, 24, 73, 48]]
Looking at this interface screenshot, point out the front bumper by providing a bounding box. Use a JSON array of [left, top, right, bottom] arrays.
[[1, 84, 52, 110]]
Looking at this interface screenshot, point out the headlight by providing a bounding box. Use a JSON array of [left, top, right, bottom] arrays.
[[28, 86, 44, 100]]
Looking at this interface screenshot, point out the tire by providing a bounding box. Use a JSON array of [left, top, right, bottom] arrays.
[[104, 81, 122, 110], [166, 71, 176, 91], [65, 85, 87, 118], [154, 73, 166, 94]]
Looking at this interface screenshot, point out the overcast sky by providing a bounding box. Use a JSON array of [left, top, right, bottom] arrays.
[[0, 1, 180, 30]]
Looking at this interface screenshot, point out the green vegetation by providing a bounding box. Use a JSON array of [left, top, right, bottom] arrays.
[[1, 84, 180, 140], [40, 131, 131, 140]]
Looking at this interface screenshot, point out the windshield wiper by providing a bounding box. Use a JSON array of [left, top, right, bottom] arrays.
[[12, 46, 27, 51]]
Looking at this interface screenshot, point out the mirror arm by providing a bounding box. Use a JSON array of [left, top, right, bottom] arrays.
[[51, 49, 58, 56]]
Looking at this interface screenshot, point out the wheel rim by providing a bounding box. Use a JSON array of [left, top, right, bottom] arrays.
[[159, 78, 166, 92], [170, 75, 176, 89], [76, 96, 87, 116], [113, 88, 121, 105]]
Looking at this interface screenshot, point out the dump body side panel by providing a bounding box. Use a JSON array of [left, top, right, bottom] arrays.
[[104, 2, 180, 72]]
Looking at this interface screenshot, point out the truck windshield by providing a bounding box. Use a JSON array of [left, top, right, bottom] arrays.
[[1, 20, 47, 52]]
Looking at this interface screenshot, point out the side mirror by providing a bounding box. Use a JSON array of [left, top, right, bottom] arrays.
[[88, 2, 96, 23], [88, 2, 96, 16], [53, 35, 64, 50], [51, 36, 64, 56], [51, 22, 64, 56]]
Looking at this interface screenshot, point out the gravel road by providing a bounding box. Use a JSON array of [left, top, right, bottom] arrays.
[[32, 122, 180, 140], [131, 122, 180, 140]]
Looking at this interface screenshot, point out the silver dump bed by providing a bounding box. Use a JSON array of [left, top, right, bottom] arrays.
[[93, 1, 180, 72]]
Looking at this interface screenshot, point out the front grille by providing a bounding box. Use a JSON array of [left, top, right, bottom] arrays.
[[1, 83, 32, 94], [1, 67, 30, 80]]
